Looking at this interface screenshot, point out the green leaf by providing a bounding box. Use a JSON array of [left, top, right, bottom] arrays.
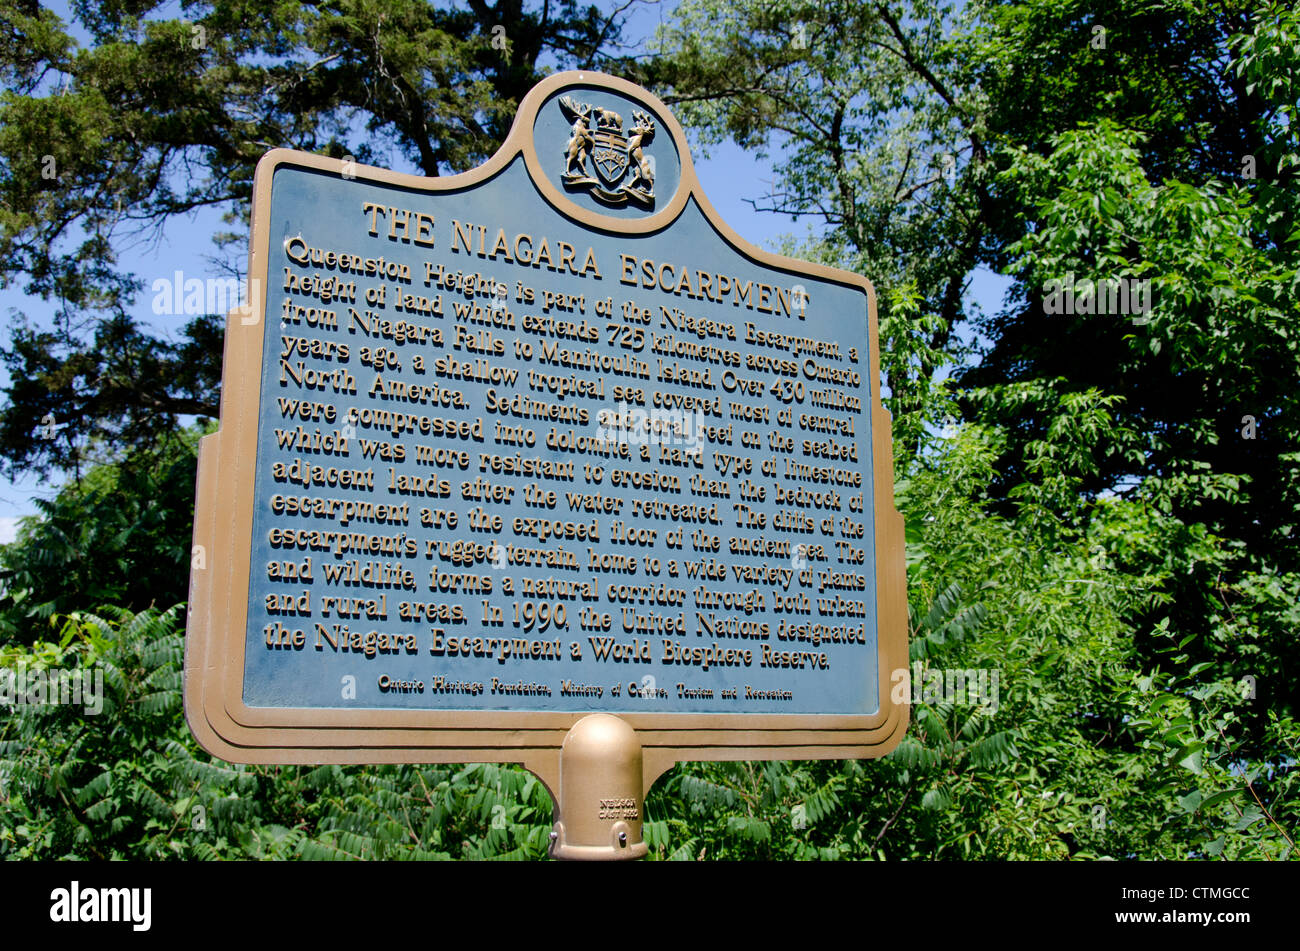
[[1177, 790, 1202, 813]]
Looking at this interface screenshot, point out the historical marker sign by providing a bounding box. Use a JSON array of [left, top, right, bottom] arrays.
[[185, 72, 908, 789]]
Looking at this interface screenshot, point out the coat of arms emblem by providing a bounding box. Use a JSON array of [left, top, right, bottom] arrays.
[[559, 96, 655, 206]]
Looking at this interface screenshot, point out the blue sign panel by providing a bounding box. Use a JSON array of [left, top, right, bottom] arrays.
[[238, 81, 879, 718]]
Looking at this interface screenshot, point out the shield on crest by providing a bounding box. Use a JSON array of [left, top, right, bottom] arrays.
[[592, 127, 628, 187]]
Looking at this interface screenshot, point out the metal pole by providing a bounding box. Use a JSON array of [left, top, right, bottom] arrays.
[[548, 714, 649, 860]]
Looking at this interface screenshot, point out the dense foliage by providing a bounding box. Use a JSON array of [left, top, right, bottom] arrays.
[[1, 605, 557, 859], [1, 0, 1296, 860]]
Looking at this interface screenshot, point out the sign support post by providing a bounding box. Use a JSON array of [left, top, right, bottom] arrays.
[[549, 714, 648, 860]]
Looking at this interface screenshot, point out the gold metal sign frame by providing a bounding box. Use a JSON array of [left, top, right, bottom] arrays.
[[184, 71, 909, 800]]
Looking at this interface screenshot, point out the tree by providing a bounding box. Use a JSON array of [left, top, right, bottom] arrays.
[[0, 0, 649, 476], [651, 0, 1300, 696], [0, 424, 205, 642], [645, 0, 1299, 858], [642, 0, 984, 433]]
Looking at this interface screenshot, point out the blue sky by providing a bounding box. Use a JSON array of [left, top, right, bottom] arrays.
[[0, 1, 1011, 542]]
